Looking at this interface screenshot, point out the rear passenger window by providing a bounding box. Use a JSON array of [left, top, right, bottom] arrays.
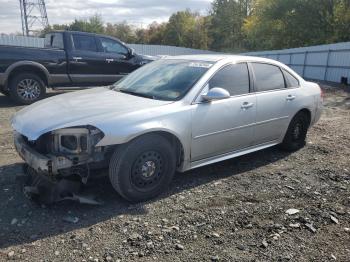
[[44, 33, 64, 49], [252, 63, 285, 91], [72, 35, 97, 52], [283, 69, 299, 87], [209, 63, 250, 96]]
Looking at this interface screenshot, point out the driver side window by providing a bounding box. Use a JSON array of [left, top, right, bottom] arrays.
[[209, 63, 250, 96], [100, 37, 128, 55]]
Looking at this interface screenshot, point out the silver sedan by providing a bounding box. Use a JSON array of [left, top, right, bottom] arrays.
[[12, 55, 323, 202]]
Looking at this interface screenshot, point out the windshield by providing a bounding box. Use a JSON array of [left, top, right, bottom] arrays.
[[113, 59, 213, 101]]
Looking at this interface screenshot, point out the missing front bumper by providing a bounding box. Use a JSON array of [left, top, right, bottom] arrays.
[[14, 132, 74, 175]]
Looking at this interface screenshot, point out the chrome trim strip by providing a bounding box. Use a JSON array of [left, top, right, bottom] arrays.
[[255, 116, 289, 126], [193, 122, 255, 139], [193, 116, 289, 140]]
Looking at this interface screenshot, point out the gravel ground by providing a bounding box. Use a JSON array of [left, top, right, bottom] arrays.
[[0, 85, 349, 262]]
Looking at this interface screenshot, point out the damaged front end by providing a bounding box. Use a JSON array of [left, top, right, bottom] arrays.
[[14, 126, 109, 204]]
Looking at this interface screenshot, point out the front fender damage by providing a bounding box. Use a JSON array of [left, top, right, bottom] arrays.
[[14, 126, 109, 205]]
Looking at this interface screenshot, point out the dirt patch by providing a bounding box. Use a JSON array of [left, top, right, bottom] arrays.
[[0, 86, 349, 261]]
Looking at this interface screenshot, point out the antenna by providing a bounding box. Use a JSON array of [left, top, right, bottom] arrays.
[[19, 0, 49, 36]]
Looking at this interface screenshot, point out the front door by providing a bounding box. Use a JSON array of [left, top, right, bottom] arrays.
[[98, 37, 136, 78], [191, 63, 257, 162], [68, 33, 106, 84]]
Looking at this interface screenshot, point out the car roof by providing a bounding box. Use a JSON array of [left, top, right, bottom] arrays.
[[49, 30, 124, 43], [164, 54, 279, 64]]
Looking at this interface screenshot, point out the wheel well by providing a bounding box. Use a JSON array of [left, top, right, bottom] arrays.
[[134, 131, 185, 169], [298, 108, 311, 127], [7, 65, 48, 89]]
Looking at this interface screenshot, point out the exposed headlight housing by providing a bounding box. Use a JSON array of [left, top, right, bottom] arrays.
[[52, 126, 104, 154]]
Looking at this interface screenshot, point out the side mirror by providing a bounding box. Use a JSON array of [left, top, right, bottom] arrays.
[[129, 48, 135, 57], [201, 87, 230, 102]]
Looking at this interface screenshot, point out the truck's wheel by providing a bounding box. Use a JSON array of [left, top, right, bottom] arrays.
[[109, 134, 176, 202], [280, 111, 309, 152], [9, 73, 46, 105]]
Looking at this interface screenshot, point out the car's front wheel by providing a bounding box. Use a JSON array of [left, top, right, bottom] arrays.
[[109, 134, 176, 202], [280, 111, 309, 151]]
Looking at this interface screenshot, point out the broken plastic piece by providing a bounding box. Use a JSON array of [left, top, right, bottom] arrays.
[[22, 165, 101, 205]]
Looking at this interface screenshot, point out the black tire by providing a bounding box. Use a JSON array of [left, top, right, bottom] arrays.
[[280, 112, 309, 152], [109, 134, 176, 202], [9, 73, 46, 105]]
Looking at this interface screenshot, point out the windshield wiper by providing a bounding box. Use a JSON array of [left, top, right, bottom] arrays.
[[117, 89, 156, 99]]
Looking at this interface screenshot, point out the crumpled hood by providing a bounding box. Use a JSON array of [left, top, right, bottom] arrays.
[[12, 87, 172, 141]]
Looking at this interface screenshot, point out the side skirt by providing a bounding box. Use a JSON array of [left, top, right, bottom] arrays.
[[189, 140, 279, 170]]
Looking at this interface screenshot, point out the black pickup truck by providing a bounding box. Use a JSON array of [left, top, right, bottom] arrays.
[[0, 31, 156, 104]]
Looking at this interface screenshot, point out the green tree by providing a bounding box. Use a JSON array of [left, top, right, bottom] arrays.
[[69, 14, 104, 33], [209, 0, 252, 51], [40, 24, 68, 37], [191, 16, 212, 49], [243, 0, 349, 50], [162, 10, 196, 47], [332, 0, 350, 42], [105, 22, 136, 43]]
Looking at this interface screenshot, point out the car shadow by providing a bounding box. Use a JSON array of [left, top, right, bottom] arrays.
[[0, 146, 291, 248]]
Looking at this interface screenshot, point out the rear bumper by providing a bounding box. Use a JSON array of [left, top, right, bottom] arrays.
[[14, 132, 73, 175], [313, 105, 322, 125], [311, 97, 323, 126]]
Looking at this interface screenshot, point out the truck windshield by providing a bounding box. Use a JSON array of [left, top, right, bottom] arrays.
[[113, 59, 213, 101]]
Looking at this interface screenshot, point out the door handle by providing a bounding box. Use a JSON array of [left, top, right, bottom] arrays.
[[106, 58, 114, 63], [72, 57, 82, 62], [286, 95, 296, 101], [241, 102, 254, 109]]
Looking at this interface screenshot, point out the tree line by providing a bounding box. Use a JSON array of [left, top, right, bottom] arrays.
[[42, 0, 350, 52]]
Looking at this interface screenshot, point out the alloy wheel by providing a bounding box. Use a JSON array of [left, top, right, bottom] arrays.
[[17, 78, 41, 101]]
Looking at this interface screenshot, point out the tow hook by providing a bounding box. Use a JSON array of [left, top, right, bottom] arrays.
[[21, 164, 102, 205]]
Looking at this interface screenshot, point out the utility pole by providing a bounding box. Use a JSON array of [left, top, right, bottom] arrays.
[[19, 0, 49, 36]]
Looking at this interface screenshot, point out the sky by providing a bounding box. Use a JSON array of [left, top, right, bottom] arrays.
[[0, 0, 212, 34]]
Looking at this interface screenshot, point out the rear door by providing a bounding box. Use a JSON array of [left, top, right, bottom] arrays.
[[68, 33, 111, 84], [250, 62, 300, 144], [191, 63, 256, 162]]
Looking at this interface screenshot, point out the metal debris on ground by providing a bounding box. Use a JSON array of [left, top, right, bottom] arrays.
[[21, 165, 102, 205]]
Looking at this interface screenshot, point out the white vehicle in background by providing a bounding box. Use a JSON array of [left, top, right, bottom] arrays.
[[12, 55, 323, 202]]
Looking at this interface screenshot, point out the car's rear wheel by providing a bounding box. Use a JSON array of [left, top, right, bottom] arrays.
[[280, 111, 309, 151], [9, 73, 46, 105], [109, 134, 176, 202]]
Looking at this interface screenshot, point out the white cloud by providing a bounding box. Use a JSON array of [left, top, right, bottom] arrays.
[[0, 0, 212, 34]]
